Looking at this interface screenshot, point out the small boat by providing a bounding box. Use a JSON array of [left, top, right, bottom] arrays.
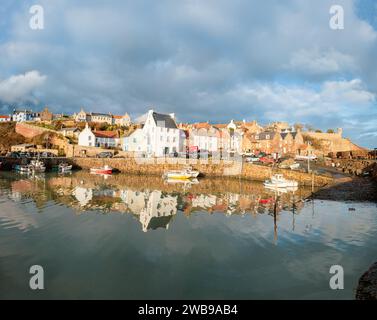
[[29, 160, 46, 173], [90, 165, 113, 175], [162, 167, 200, 180], [58, 163, 72, 173], [264, 174, 298, 188], [14, 164, 32, 173], [289, 163, 300, 170]]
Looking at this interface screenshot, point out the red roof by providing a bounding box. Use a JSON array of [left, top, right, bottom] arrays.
[[94, 131, 118, 138], [0, 115, 10, 119], [113, 115, 122, 119]]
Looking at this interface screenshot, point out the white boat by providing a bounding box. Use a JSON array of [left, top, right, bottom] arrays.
[[163, 167, 200, 180], [264, 174, 298, 188], [29, 160, 46, 173], [289, 163, 300, 170], [59, 163, 72, 173], [295, 154, 317, 161], [90, 165, 113, 175], [14, 164, 32, 173]]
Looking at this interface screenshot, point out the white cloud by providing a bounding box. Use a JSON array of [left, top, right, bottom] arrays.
[[0, 70, 46, 103], [225, 78, 375, 120], [287, 48, 356, 75]]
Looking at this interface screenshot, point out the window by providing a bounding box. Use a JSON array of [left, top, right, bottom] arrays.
[[167, 136, 170, 142], [88, 136, 92, 141], [133, 138, 137, 143], [160, 136, 163, 141], [173, 137, 176, 142]]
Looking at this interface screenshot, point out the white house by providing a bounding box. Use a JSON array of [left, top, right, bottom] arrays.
[[188, 123, 219, 153], [226, 120, 243, 154], [78, 124, 96, 147], [122, 110, 185, 157], [12, 110, 39, 122], [0, 115, 11, 122], [78, 123, 119, 148]]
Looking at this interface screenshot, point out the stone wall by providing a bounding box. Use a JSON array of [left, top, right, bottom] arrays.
[[303, 131, 365, 155], [72, 157, 332, 186], [325, 159, 377, 176], [15, 122, 55, 138]]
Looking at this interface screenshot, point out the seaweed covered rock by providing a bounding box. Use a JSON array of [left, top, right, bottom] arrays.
[[356, 262, 377, 300]]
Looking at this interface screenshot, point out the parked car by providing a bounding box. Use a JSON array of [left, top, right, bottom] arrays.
[[259, 156, 275, 164], [96, 152, 113, 158], [244, 155, 259, 163]]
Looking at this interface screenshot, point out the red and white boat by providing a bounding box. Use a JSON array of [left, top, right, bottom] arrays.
[[90, 165, 113, 175]]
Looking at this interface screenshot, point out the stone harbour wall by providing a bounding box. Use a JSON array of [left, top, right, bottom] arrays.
[[72, 157, 333, 187]]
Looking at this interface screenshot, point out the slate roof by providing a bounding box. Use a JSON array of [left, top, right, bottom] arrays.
[[152, 112, 177, 129], [257, 132, 276, 140], [91, 112, 112, 117]]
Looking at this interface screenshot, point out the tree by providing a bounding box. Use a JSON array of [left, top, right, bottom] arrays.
[[315, 129, 322, 133], [327, 129, 335, 133]]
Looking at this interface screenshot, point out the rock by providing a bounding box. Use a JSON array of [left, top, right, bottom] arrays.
[[356, 262, 377, 300]]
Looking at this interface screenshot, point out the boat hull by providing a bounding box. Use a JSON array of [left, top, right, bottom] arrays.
[[90, 169, 113, 175]]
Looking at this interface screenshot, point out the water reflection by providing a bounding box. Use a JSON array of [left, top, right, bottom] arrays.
[[0, 171, 312, 235]]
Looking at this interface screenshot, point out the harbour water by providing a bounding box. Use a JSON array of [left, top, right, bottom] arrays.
[[0, 171, 376, 299]]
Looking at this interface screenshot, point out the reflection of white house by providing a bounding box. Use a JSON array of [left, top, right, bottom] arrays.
[[122, 109, 186, 157], [139, 190, 177, 232], [120, 190, 147, 214], [121, 189, 177, 232], [74, 186, 93, 206], [191, 194, 217, 209]]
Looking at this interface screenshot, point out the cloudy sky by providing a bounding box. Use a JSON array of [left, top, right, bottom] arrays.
[[0, 0, 376, 147]]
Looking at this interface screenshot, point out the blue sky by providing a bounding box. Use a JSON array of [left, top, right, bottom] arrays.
[[0, 0, 376, 148]]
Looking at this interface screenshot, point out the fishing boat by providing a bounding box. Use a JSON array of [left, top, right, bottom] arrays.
[[90, 165, 113, 175], [264, 174, 298, 188], [29, 160, 46, 173], [58, 163, 72, 173], [162, 166, 199, 180]]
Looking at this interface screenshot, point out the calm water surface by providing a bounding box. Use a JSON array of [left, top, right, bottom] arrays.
[[0, 171, 376, 299]]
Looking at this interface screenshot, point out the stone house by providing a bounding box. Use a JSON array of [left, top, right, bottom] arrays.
[[59, 127, 81, 139], [40, 107, 53, 121], [113, 113, 131, 126]]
